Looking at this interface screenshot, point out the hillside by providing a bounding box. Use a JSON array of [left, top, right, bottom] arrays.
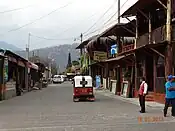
[[16, 43, 80, 72], [0, 41, 21, 51]]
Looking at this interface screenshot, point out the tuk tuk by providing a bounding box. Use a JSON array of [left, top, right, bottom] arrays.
[[73, 76, 95, 102]]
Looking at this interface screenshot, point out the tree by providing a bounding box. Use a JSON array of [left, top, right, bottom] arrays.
[[66, 52, 72, 68], [72, 60, 79, 66]]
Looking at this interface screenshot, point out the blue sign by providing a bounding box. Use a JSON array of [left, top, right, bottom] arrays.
[[110, 44, 118, 55]]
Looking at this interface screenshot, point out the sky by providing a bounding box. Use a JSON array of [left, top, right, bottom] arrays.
[[0, 0, 137, 50]]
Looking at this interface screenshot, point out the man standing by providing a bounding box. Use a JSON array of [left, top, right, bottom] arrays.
[[138, 77, 148, 113], [164, 75, 175, 117]]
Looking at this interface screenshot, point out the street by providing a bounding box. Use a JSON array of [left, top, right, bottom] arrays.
[[0, 83, 175, 131]]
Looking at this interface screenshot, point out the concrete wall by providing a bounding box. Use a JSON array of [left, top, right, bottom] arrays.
[[5, 81, 16, 100], [103, 78, 106, 89]]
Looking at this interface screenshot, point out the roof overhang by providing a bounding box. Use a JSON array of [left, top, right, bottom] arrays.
[[99, 20, 136, 37], [121, 0, 166, 18], [75, 35, 98, 49], [0, 49, 27, 62]]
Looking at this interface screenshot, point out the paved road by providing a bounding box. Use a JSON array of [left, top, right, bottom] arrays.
[[0, 82, 175, 131]]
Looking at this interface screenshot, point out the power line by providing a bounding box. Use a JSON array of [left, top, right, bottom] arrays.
[[30, 34, 74, 41], [32, 10, 102, 45], [82, 0, 118, 35], [0, 5, 34, 14], [6, 1, 75, 33], [103, 0, 129, 26], [81, 0, 129, 39]]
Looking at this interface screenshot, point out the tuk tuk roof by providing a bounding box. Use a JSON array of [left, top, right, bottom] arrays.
[[74, 76, 92, 80]]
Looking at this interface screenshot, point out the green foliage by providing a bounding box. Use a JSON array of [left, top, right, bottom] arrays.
[[72, 60, 79, 66]]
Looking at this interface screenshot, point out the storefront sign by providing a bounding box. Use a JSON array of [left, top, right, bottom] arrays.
[[93, 51, 107, 61], [121, 81, 129, 98], [4, 58, 8, 82]]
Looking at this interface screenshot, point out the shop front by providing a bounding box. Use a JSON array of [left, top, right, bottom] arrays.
[[0, 54, 5, 100], [27, 61, 39, 90]]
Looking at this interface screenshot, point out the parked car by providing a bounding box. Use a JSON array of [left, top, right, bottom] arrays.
[[53, 75, 64, 84]]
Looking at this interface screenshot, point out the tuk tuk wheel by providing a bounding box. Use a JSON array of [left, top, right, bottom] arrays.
[[73, 97, 78, 102]]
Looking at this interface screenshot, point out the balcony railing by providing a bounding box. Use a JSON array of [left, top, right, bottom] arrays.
[[137, 33, 149, 48], [136, 25, 167, 48], [122, 44, 134, 53], [172, 25, 175, 41], [151, 25, 166, 44]]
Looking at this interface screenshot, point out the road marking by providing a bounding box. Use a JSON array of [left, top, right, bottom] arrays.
[[0, 120, 175, 131]]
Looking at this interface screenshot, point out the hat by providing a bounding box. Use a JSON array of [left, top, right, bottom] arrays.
[[167, 75, 175, 80]]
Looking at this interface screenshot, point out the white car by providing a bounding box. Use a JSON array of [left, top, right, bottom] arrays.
[[53, 75, 64, 84]]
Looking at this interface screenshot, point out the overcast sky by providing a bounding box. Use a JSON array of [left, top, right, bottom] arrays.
[[0, 0, 137, 50]]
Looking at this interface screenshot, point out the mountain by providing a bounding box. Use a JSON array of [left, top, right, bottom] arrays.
[[0, 41, 22, 51], [16, 43, 80, 72]]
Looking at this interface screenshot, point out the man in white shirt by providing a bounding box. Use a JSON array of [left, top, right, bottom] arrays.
[[138, 77, 148, 113]]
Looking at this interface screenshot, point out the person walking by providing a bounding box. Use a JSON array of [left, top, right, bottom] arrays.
[[164, 75, 175, 117], [138, 77, 148, 113]]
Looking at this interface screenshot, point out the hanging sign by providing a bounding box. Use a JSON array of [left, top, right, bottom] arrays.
[[4, 57, 8, 82], [93, 51, 107, 61]]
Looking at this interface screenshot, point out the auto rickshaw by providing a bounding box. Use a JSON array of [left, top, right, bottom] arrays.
[[73, 76, 95, 102]]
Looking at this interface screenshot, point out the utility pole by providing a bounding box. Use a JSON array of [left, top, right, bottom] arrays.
[[118, 0, 120, 24], [25, 33, 30, 91], [80, 33, 83, 68], [26, 33, 30, 60], [165, 0, 172, 76], [116, 0, 121, 94], [80, 33, 83, 55]]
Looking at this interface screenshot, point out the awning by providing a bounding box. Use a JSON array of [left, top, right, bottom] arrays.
[[8, 56, 17, 63], [18, 60, 25, 67], [76, 35, 98, 49], [28, 62, 38, 70], [99, 20, 136, 37], [105, 54, 134, 62]]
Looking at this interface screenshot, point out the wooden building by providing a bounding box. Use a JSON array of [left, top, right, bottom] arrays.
[[121, 0, 175, 103], [0, 49, 28, 99], [0, 53, 5, 100], [76, 0, 175, 103]]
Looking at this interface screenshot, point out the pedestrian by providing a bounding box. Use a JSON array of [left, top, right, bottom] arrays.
[[95, 75, 101, 89], [164, 75, 175, 117], [138, 77, 148, 113]]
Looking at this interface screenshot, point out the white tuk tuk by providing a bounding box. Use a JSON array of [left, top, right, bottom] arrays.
[[73, 76, 95, 102]]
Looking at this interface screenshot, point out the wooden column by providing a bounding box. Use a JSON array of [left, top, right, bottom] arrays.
[[105, 63, 109, 89], [165, 0, 173, 76], [143, 58, 146, 79], [148, 12, 152, 44], [134, 55, 138, 97], [134, 13, 139, 97], [153, 55, 157, 93], [130, 64, 135, 97], [115, 66, 121, 95]]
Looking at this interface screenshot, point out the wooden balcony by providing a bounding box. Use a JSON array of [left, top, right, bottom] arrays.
[[136, 25, 168, 48]]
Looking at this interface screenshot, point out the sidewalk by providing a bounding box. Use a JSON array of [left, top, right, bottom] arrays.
[[95, 88, 164, 109]]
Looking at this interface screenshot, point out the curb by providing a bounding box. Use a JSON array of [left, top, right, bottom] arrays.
[[95, 89, 164, 109]]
